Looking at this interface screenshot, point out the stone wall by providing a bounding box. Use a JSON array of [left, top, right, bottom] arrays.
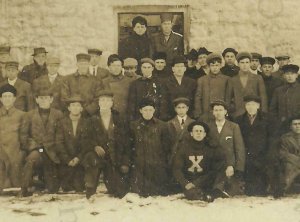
[[0, 0, 299, 74]]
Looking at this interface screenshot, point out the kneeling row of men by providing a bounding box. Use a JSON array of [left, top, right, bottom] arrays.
[[0, 83, 299, 201]]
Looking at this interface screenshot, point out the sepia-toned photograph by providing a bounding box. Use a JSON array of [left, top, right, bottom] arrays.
[[0, 0, 299, 221]]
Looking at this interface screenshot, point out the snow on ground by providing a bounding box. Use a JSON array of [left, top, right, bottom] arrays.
[[0, 186, 300, 222]]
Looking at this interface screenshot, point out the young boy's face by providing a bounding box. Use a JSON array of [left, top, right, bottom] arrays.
[[209, 61, 221, 74], [140, 106, 155, 120], [109, 61, 122, 76], [291, 119, 300, 134], [124, 66, 137, 75], [0, 92, 16, 108], [261, 64, 273, 76], [34, 53, 47, 66], [35, 96, 53, 109], [197, 54, 207, 67], [175, 103, 189, 117], [47, 63, 59, 76], [5, 67, 18, 80], [245, 101, 260, 116], [212, 105, 227, 121], [172, 63, 186, 77], [90, 54, 100, 66], [250, 59, 260, 70], [77, 60, 89, 74], [99, 96, 113, 110], [154, 59, 166, 71], [238, 58, 251, 72], [141, 63, 154, 78], [284, 72, 298, 84], [133, 23, 147, 36], [224, 52, 236, 66], [68, 102, 83, 115], [161, 21, 172, 35], [191, 125, 206, 141]]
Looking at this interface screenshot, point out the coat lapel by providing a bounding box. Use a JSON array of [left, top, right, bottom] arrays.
[[33, 109, 46, 135]]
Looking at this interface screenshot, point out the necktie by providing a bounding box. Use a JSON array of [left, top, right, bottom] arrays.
[[181, 118, 185, 129], [93, 67, 96, 76]]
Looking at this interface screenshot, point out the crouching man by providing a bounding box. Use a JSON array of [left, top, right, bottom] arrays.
[[90, 90, 130, 198], [20, 89, 63, 197], [173, 121, 228, 202], [59, 95, 100, 199], [274, 115, 300, 198]]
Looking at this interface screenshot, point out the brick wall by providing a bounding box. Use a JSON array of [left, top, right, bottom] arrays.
[[0, 0, 299, 74]]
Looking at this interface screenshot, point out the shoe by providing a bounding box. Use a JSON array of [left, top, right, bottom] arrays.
[[86, 187, 95, 199], [212, 189, 230, 199], [19, 188, 33, 197], [203, 194, 214, 203]]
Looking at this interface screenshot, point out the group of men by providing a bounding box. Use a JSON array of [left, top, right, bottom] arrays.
[[0, 12, 299, 202]]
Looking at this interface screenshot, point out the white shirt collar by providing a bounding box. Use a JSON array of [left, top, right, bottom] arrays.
[[89, 65, 98, 75], [8, 78, 17, 86], [215, 119, 226, 127], [250, 69, 258, 75], [177, 115, 187, 122], [48, 73, 58, 78]]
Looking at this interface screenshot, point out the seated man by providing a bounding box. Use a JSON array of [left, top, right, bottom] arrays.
[[20, 88, 63, 197], [173, 121, 228, 202], [59, 95, 100, 199], [274, 115, 300, 198]]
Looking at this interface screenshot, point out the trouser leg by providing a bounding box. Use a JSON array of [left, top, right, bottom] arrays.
[[42, 153, 59, 193], [21, 151, 42, 190]]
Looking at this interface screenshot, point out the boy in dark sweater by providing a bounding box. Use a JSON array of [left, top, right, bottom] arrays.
[[173, 121, 228, 202]]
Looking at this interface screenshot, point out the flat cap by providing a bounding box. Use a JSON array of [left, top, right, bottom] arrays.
[[0, 84, 17, 96], [275, 54, 290, 60], [160, 13, 173, 23], [139, 97, 155, 109], [5, 60, 19, 69], [66, 95, 84, 104], [88, 48, 103, 56], [98, 90, 114, 98], [236, 52, 252, 62], [124, 58, 138, 67], [140, 58, 155, 67], [198, 47, 211, 56], [187, 121, 210, 133], [76, 53, 91, 62], [0, 46, 10, 54], [206, 53, 222, 64], [260, 57, 275, 66], [243, 95, 261, 103], [35, 88, 53, 97], [47, 57, 60, 65], [173, 97, 190, 107], [282, 64, 299, 73], [210, 99, 228, 110], [152, 52, 167, 61], [32, 47, 48, 56], [186, 49, 198, 61], [172, 55, 186, 66], [222, 48, 238, 57], [251, 52, 262, 60]]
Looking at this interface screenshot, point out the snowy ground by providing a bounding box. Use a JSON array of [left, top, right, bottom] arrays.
[[0, 185, 300, 222]]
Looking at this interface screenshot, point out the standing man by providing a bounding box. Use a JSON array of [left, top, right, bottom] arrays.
[[0, 61, 34, 112], [151, 13, 184, 65], [227, 52, 267, 118], [61, 53, 103, 116], [194, 53, 230, 120], [102, 54, 136, 119], [0, 84, 27, 190], [195, 47, 212, 77], [270, 64, 300, 123], [250, 52, 262, 75], [220, 48, 239, 77], [88, 48, 109, 80], [33, 57, 64, 111], [273, 54, 290, 80], [236, 95, 275, 196], [128, 58, 168, 121], [163, 55, 196, 119], [0, 46, 11, 83], [259, 57, 283, 106], [19, 47, 48, 84], [129, 98, 171, 197], [119, 16, 151, 61]]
